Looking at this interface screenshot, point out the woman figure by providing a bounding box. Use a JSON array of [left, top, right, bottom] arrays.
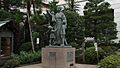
[[54, 6, 68, 46]]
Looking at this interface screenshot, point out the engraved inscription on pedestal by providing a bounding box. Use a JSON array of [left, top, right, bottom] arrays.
[[67, 52, 74, 62], [49, 52, 56, 68], [49, 52, 56, 57]]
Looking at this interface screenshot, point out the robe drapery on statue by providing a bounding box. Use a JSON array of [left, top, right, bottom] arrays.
[[54, 10, 67, 46]]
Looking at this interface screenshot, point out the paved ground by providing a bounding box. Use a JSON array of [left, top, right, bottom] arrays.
[[75, 64, 97, 68], [17, 64, 97, 68]]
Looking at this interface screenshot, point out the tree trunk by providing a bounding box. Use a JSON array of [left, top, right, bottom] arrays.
[[26, 0, 35, 52], [0, 0, 1, 9], [32, 0, 36, 15]]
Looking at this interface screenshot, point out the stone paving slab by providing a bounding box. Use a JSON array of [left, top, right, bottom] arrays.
[[75, 64, 97, 68], [17, 64, 97, 68]]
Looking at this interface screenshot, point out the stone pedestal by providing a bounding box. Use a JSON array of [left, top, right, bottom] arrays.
[[42, 47, 75, 68]]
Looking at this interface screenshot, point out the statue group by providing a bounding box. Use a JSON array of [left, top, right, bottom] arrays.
[[45, 6, 68, 46]]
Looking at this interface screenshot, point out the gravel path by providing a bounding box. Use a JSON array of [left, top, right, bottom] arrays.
[[17, 64, 97, 68]]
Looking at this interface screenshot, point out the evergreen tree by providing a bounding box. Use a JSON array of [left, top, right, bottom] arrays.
[[64, 11, 84, 48], [84, 0, 118, 44], [0, 0, 43, 52], [0, 0, 23, 22], [49, 0, 58, 13], [64, 0, 80, 12]]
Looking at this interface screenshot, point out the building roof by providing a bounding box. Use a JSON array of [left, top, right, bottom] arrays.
[[0, 20, 10, 27], [0, 20, 19, 32]]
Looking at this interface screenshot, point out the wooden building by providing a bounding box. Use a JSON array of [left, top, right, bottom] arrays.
[[0, 20, 19, 60]]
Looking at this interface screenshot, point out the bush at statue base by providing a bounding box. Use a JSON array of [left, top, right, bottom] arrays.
[[99, 55, 120, 68], [85, 47, 106, 64]]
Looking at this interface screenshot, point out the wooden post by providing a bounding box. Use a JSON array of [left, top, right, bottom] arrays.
[[11, 36, 14, 54], [0, 37, 1, 61], [82, 42, 85, 63]]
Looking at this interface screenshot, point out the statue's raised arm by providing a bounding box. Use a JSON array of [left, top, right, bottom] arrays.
[[45, 6, 68, 47]]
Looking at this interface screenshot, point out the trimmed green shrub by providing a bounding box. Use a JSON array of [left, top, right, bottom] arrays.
[[12, 51, 41, 64], [101, 46, 118, 56], [85, 42, 94, 48], [85, 47, 106, 64], [3, 59, 20, 68], [99, 55, 120, 68]]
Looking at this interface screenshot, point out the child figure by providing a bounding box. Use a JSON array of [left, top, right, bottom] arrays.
[[48, 25, 56, 46]]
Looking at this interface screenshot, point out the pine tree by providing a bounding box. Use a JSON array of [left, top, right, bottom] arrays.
[[64, 0, 79, 12], [84, 0, 118, 44], [49, 0, 58, 13], [64, 11, 84, 48]]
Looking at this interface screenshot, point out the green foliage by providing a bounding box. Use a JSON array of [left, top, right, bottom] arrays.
[[0, 9, 12, 20], [84, 0, 117, 44], [0, 0, 44, 53], [114, 49, 120, 55], [49, 0, 58, 13], [33, 0, 42, 14], [20, 42, 32, 52], [0, 0, 23, 22], [32, 32, 39, 39], [85, 47, 106, 64], [12, 51, 41, 64], [31, 15, 45, 26], [99, 55, 120, 68], [34, 0, 42, 7], [12, 10, 24, 24], [0, 9, 24, 24], [64, 10, 84, 48], [101, 46, 118, 56], [9, 0, 22, 7], [85, 42, 94, 48], [64, 0, 79, 11], [87, 0, 104, 3], [3, 59, 20, 68], [69, 42, 79, 47]]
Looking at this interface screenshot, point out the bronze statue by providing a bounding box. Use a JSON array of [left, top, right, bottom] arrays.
[[45, 6, 68, 46]]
